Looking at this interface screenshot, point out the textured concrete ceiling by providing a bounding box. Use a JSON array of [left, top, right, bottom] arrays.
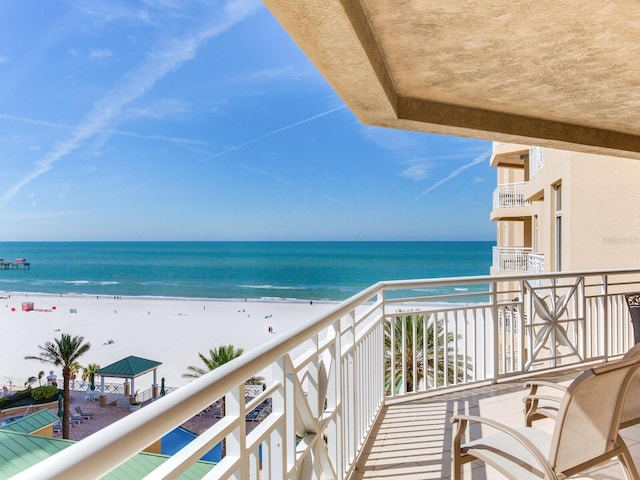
[[264, 0, 640, 159]]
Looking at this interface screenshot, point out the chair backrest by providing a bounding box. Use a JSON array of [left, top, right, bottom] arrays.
[[549, 356, 640, 473], [620, 343, 640, 427]]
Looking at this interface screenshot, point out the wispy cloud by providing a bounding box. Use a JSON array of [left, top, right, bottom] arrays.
[[0, 0, 261, 208], [235, 65, 312, 82], [74, 1, 153, 26], [90, 48, 114, 59], [124, 98, 190, 120], [415, 150, 491, 201], [203, 104, 346, 161], [399, 159, 433, 181], [0, 111, 207, 147], [241, 165, 294, 186]]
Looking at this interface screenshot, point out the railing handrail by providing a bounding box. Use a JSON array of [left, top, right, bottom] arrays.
[[14, 267, 640, 479], [12, 283, 384, 479], [492, 246, 532, 253]]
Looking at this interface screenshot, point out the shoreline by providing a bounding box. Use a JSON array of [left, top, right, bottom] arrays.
[[1, 291, 336, 392], [0, 290, 338, 304]]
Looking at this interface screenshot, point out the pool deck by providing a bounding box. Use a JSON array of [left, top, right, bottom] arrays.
[[63, 391, 256, 441]]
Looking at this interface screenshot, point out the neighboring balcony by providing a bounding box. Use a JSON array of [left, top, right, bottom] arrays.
[[492, 246, 532, 272], [528, 252, 545, 273], [14, 269, 640, 480], [490, 142, 529, 168], [490, 182, 531, 220]]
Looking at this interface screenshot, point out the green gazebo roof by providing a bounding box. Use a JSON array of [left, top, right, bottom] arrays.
[[97, 356, 162, 379]]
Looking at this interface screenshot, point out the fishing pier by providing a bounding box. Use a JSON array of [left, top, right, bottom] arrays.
[[0, 258, 30, 270]]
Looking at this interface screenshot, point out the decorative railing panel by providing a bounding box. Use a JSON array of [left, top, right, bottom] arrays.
[[13, 269, 640, 479], [529, 146, 544, 177]]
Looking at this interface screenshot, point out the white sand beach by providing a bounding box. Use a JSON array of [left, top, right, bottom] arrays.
[[1, 292, 335, 391]]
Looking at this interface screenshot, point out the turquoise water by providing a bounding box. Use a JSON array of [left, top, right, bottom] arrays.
[[0, 241, 493, 301]]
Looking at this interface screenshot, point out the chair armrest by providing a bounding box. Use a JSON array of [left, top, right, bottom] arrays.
[[522, 394, 563, 404], [523, 380, 568, 392], [451, 414, 556, 480], [523, 381, 566, 426]]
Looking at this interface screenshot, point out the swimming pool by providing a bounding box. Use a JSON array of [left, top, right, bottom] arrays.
[[161, 427, 221, 462], [0, 415, 24, 426]]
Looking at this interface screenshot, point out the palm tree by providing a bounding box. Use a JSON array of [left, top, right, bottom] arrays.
[[82, 363, 101, 391], [385, 314, 470, 395], [183, 344, 265, 384], [25, 333, 91, 439], [68, 361, 82, 389], [183, 344, 264, 457]]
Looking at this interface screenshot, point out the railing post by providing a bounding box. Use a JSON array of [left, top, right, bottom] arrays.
[[326, 319, 343, 478], [225, 385, 246, 480], [603, 274, 610, 361], [490, 281, 499, 383]]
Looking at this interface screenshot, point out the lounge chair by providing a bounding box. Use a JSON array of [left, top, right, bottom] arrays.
[[524, 343, 640, 428], [451, 354, 640, 479], [75, 406, 95, 420], [70, 414, 84, 424]]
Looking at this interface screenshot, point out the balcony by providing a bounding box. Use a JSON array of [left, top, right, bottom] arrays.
[[492, 246, 532, 272], [529, 146, 544, 178], [490, 182, 531, 220], [490, 142, 529, 168], [528, 253, 545, 273], [13, 269, 640, 479]]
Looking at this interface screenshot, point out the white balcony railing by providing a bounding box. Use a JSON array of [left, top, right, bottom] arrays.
[[13, 268, 640, 479], [529, 145, 544, 178], [492, 182, 530, 209], [528, 253, 545, 273], [492, 246, 532, 272]]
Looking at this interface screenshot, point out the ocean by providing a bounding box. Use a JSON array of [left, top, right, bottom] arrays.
[[0, 241, 494, 301]]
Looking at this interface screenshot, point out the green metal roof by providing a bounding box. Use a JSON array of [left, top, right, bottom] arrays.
[[98, 356, 162, 378], [0, 430, 215, 479], [0, 410, 59, 434]]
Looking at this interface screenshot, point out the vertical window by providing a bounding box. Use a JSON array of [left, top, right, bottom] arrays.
[[554, 184, 562, 271], [533, 215, 539, 253]]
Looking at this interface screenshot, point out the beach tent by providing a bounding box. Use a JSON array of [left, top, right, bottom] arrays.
[[97, 356, 162, 406]]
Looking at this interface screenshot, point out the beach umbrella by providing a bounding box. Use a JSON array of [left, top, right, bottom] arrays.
[[89, 372, 95, 391], [160, 377, 165, 397], [57, 393, 63, 418]]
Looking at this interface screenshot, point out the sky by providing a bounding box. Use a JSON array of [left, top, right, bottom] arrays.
[[0, 0, 495, 242]]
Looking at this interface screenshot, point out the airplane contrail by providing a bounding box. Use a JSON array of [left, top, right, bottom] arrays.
[[201, 105, 347, 161], [415, 149, 491, 201]]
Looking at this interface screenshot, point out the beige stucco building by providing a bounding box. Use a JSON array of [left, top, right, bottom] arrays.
[[491, 143, 640, 275]]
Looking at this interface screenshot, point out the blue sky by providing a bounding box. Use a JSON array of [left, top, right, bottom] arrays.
[[0, 0, 494, 241]]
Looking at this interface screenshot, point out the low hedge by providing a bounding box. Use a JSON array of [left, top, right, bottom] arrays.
[[0, 386, 60, 409], [31, 386, 58, 403]]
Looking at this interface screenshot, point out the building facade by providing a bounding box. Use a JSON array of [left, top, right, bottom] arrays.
[[491, 142, 640, 275]]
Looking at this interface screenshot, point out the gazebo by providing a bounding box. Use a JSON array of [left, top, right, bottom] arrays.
[[97, 356, 162, 407]]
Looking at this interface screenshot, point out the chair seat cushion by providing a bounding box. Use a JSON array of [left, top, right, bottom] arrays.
[[462, 426, 551, 480]]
